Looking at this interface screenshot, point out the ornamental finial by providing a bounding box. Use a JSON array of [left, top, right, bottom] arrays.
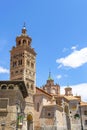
[[22, 22, 27, 34], [48, 70, 53, 80], [23, 22, 26, 29]]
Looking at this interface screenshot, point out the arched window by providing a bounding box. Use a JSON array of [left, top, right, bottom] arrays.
[[37, 103, 39, 112], [1, 85, 7, 89], [13, 61, 17, 67], [27, 114, 33, 130], [31, 63, 34, 68], [8, 85, 14, 89], [28, 41, 30, 46], [27, 60, 30, 66], [18, 60, 22, 65], [18, 40, 21, 46], [31, 84, 33, 90], [23, 40, 26, 44]]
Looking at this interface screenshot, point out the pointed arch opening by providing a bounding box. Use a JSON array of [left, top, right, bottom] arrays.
[[27, 114, 33, 130]]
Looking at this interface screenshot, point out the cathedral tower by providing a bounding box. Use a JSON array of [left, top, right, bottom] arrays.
[[43, 72, 60, 95], [10, 24, 36, 93]]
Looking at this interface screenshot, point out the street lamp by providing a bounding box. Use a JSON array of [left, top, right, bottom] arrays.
[[1, 122, 5, 130], [16, 100, 24, 130], [16, 101, 20, 130]]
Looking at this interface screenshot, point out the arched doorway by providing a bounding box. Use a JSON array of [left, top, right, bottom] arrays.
[[27, 114, 33, 130]]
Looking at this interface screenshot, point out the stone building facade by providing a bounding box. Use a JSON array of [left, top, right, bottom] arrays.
[[0, 25, 87, 130]]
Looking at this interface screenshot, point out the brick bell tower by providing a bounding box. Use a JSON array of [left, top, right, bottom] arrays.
[[10, 24, 36, 93]]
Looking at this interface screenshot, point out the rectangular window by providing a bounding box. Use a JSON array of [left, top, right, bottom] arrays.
[[0, 99, 8, 116], [0, 99, 8, 109], [13, 61, 17, 67], [27, 60, 30, 66], [84, 111, 87, 115], [18, 60, 22, 65], [85, 120, 87, 125]]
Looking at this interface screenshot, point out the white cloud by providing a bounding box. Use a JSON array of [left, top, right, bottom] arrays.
[[56, 47, 87, 68], [61, 83, 87, 101], [71, 45, 77, 50], [56, 75, 62, 79], [0, 66, 9, 74]]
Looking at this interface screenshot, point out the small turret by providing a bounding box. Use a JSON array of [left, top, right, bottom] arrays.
[[47, 71, 54, 86], [42, 72, 60, 95], [65, 85, 73, 96], [16, 24, 32, 47]]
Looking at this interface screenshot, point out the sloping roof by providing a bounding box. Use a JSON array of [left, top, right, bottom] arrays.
[[80, 102, 87, 106], [55, 94, 64, 98], [36, 87, 52, 98], [64, 96, 79, 101], [43, 104, 63, 112]]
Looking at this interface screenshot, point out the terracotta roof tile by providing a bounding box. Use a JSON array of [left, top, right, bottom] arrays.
[[80, 102, 87, 106], [36, 87, 52, 97], [64, 96, 79, 101]]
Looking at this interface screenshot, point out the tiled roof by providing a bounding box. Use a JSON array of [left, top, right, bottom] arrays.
[[80, 102, 87, 106], [43, 104, 63, 111], [36, 87, 52, 97], [64, 96, 79, 101]]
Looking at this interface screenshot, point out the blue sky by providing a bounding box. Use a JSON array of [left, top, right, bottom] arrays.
[[0, 0, 87, 101]]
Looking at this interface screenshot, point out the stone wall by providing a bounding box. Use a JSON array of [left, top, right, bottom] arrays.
[[0, 88, 25, 130]]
